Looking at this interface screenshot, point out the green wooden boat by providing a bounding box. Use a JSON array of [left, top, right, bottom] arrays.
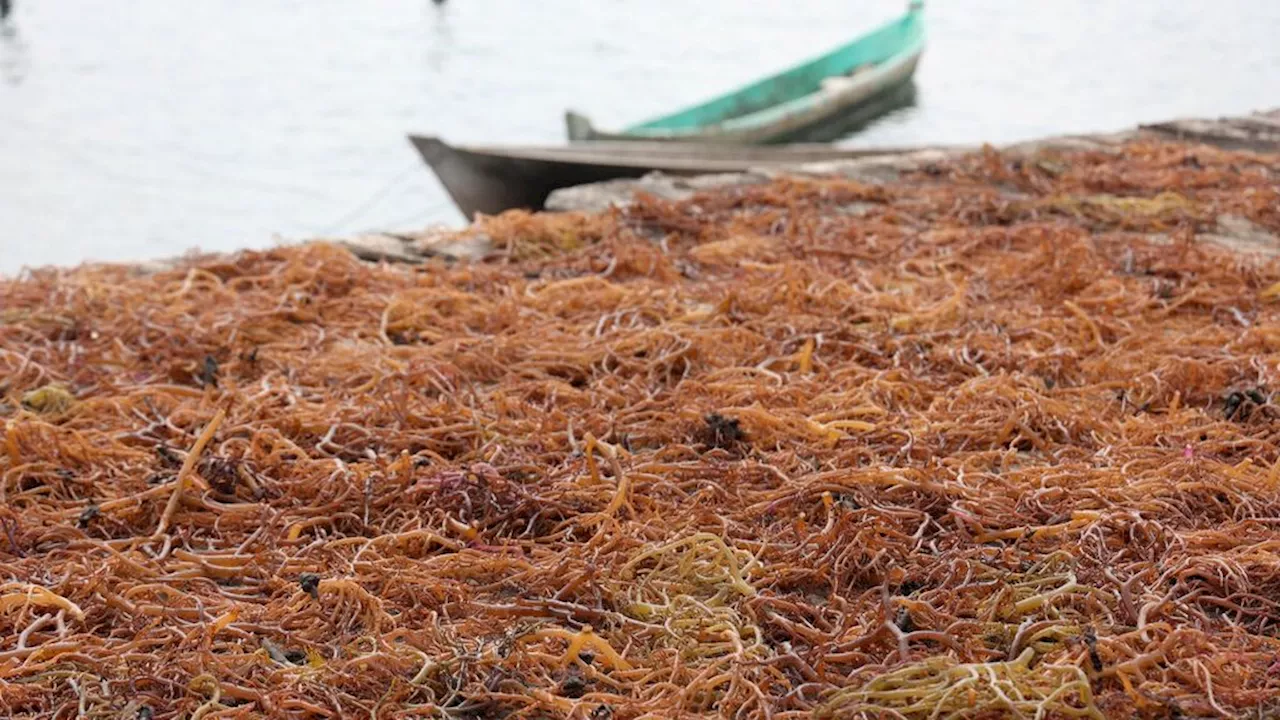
[[565, 1, 925, 145]]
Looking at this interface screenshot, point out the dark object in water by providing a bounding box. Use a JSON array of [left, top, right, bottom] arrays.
[[0, 0, 11, 21]]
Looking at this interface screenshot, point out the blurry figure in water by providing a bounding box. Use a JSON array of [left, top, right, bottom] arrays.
[[1, 0, 26, 84], [431, 0, 445, 4]]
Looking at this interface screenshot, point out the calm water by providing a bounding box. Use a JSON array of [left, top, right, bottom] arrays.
[[1, 0, 1277, 275]]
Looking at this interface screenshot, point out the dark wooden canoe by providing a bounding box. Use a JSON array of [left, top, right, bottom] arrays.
[[408, 136, 925, 219]]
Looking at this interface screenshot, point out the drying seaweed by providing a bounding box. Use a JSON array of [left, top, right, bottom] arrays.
[[2, 138, 1280, 718], [19, 384, 74, 415], [814, 649, 1103, 719]]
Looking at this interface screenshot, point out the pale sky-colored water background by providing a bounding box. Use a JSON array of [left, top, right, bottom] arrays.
[[1, 0, 1277, 275]]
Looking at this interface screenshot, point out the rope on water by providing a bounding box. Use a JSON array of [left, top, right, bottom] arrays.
[[315, 161, 425, 236]]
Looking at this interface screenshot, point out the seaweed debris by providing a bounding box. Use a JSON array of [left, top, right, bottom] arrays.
[[2, 139, 1280, 718], [702, 412, 747, 450]]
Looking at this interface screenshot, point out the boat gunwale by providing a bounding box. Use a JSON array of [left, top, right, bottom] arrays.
[[617, 47, 923, 142], [407, 135, 935, 172]]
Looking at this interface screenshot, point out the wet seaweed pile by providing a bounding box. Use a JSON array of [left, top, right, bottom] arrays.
[[3, 140, 1280, 719]]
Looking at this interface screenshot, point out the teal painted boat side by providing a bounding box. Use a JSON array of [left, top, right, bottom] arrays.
[[631, 7, 923, 134]]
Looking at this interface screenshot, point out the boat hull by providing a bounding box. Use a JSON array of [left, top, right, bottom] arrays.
[[408, 136, 931, 219], [410, 137, 657, 219]]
